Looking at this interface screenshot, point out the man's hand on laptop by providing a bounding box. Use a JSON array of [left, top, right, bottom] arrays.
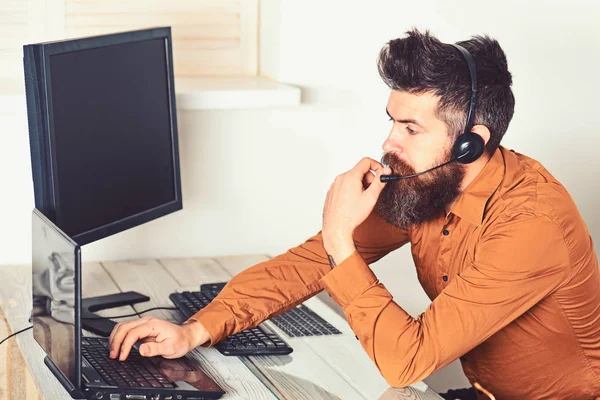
[[108, 316, 210, 361]]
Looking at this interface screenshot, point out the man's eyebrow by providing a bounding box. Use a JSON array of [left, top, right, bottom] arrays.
[[386, 108, 424, 127]]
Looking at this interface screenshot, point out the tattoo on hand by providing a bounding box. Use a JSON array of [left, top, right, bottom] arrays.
[[327, 254, 337, 268]]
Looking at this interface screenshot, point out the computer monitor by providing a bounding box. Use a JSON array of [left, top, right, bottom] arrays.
[[24, 26, 182, 246], [24, 27, 182, 335]]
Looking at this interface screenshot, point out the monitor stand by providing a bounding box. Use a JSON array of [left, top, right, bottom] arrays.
[[81, 291, 150, 337]]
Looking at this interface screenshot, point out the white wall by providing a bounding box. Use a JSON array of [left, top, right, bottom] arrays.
[[1, 0, 599, 391]]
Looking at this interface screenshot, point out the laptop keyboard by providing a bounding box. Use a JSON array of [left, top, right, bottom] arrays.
[[82, 337, 175, 388]]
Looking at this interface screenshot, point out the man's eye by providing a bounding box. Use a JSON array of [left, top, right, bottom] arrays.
[[406, 126, 417, 135]]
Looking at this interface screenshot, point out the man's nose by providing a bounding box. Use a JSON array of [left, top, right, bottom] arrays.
[[382, 131, 404, 154]]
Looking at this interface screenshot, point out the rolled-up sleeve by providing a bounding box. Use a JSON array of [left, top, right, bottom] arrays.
[[320, 212, 569, 387]]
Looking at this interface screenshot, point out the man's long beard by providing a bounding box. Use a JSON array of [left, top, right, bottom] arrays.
[[375, 150, 464, 229]]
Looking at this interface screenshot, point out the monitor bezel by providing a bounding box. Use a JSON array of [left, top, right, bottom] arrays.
[[29, 27, 182, 245]]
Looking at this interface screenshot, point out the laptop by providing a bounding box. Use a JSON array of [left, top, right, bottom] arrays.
[[32, 208, 226, 400]]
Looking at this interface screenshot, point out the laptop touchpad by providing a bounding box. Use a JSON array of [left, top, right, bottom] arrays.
[[152, 357, 224, 393]]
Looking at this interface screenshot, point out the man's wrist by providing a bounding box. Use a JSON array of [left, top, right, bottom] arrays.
[[182, 319, 210, 349], [324, 234, 356, 267]]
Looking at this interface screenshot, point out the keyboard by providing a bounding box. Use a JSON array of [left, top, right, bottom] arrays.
[[170, 290, 292, 356], [82, 337, 174, 388], [269, 303, 341, 337], [199, 282, 341, 337], [169, 282, 341, 356]]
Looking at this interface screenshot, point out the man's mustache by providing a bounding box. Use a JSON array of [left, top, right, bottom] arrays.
[[381, 152, 418, 180], [381, 153, 412, 174]]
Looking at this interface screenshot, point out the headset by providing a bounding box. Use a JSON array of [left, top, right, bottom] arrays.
[[380, 43, 485, 182]]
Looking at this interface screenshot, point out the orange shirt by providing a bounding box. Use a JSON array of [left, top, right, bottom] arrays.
[[188, 146, 600, 399]]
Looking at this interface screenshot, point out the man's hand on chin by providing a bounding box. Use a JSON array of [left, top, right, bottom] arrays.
[[322, 157, 390, 265]]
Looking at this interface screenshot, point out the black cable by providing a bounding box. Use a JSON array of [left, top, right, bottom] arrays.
[[0, 306, 180, 345], [0, 325, 33, 346]]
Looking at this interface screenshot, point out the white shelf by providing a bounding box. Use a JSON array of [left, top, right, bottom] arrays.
[[0, 76, 301, 114], [175, 76, 301, 110]]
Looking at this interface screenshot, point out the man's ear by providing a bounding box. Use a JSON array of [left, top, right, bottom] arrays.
[[471, 124, 491, 146]]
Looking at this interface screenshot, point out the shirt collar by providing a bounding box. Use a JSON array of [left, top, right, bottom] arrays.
[[448, 146, 506, 226]]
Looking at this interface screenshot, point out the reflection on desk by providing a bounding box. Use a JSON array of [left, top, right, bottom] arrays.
[[31, 315, 76, 382]]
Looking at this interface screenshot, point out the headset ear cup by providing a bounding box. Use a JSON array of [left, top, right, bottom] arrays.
[[453, 132, 485, 164]]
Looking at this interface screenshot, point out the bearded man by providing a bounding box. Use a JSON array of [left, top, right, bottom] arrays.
[[108, 29, 600, 400]]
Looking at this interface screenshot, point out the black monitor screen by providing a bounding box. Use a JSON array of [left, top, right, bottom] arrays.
[[47, 37, 176, 238]]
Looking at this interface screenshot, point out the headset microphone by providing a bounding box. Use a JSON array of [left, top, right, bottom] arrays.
[[380, 153, 468, 182], [380, 43, 485, 183]]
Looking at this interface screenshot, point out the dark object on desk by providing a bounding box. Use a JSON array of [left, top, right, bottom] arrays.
[[81, 292, 150, 337], [438, 387, 478, 400]]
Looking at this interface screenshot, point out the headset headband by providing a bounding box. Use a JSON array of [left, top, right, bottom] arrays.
[[449, 44, 477, 135]]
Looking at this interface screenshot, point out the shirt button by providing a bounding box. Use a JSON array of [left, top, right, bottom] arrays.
[[442, 229, 449, 236], [442, 275, 448, 282]]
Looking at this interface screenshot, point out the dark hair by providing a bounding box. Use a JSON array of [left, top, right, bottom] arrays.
[[377, 28, 515, 155]]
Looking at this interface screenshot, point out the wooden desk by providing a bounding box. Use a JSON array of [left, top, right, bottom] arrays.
[[0, 255, 444, 400]]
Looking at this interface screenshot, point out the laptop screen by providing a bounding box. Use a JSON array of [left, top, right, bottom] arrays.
[[31, 207, 225, 396], [32, 208, 81, 388]]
